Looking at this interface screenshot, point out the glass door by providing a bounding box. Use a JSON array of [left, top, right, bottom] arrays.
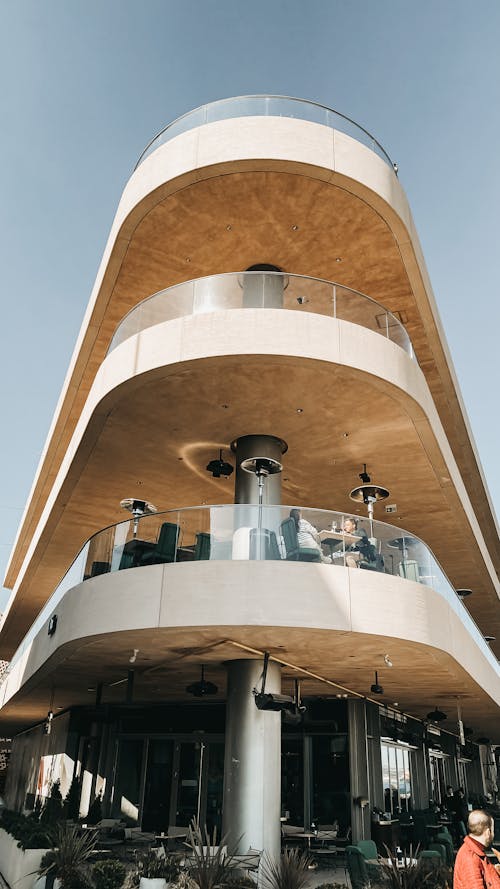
[[142, 740, 174, 832]]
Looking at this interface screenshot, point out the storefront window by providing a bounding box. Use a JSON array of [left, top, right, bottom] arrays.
[[381, 742, 413, 814]]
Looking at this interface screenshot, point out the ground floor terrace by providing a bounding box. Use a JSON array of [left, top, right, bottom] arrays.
[[3, 694, 493, 859]]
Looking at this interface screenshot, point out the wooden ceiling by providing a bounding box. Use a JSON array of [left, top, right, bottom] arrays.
[[1, 627, 498, 741], [2, 165, 499, 681]]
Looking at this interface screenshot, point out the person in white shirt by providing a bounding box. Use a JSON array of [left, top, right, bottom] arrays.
[[289, 508, 330, 562]]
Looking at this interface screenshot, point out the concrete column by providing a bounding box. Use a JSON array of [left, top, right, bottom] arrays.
[[242, 264, 287, 308], [222, 659, 281, 858], [231, 434, 287, 505]]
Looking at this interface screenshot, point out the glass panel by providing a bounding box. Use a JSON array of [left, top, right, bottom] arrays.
[[281, 738, 304, 825], [108, 273, 413, 360], [175, 742, 202, 825], [113, 739, 144, 823], [205, 742, 224, 835], [142, 739, 174, 832], [311, 735, 350, 829], [6, 503, 499, 684], [136, 98, 394, 170]]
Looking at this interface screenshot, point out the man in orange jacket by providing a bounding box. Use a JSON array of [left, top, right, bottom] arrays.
[[454, 810, 500, 888]]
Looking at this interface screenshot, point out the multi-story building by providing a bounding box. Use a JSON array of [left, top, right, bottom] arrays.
[[0, 97, 498, 855]]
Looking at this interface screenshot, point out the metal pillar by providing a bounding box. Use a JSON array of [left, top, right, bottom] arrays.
[[242, 264, 287, 308], [232, 435, 287, 505], [222, 659, 281, 858]]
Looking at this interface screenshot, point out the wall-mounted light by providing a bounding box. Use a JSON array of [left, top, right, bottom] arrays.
[[48, 615, 58, 637]]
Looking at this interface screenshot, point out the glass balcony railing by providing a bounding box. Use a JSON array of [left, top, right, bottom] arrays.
[[108, 272, 413, 358], [135, 96, 395, 171], [4, 505, 498, 683]]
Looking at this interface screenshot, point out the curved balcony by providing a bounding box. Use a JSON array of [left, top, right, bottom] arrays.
[[5, 504, 497, 682], [108, 271, 414, 358], [135, 95, 395, 170]]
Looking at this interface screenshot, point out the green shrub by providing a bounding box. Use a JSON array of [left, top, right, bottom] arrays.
[[0, 807, 53, 849], [92, 859, 126, 889], [40, 780, 64, 827]]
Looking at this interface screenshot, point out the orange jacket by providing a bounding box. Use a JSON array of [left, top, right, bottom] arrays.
[[454, 836, 500, 889]]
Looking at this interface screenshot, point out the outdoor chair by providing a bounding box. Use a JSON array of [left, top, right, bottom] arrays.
[[249, 527, 282, 560], [280, 517, 322, 562], [193, 531, 211, 560], [428, 841, 447, 864], [139, 521, 180, 565], [346, 845, 370, 889], [435, 830, 454, 864], [356, 839, 379, 860]]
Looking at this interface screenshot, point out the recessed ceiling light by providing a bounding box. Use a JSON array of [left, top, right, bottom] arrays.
[[343, 432, 349, 438], [291, 224, 299, 231], [457, 588, 473, 597], [335, 257, 342, 262], [226, 224, 232, 231], [484, 635, 496, 643], [296, 408, 304, 413], [87, 687, 96, 692], [221, 404, 229, 409], [186, 257, 191, 263]]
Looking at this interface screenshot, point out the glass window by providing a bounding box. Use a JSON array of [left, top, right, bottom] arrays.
[[142, 740, 174, 832], [113, 739, 144, 823], [281, 739, 304, 825], [381, 743, 413, 815], [311, 736, 350, 828]]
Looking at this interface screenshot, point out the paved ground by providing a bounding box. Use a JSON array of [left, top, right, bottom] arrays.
[[305, 862, 351, 887]]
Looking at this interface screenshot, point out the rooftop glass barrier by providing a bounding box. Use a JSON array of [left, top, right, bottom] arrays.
[[108, 272, 413, 359], [135, 96, 395, 171], [4, 505, 497, 683]]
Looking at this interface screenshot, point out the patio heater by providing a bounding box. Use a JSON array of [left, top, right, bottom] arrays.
[[349, 464, 389, 537], [120, 498, 158, 537], [240, 455, 283, 558]]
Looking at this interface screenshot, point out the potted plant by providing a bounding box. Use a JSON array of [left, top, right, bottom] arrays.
[[134, 848, 181, 889], [260, 847, 313, 889], [183, 820, 232, 889], [92, 858, 126, 889], [36, 823, 97, 889]]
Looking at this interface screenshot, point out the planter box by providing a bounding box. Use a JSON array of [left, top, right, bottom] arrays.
[[0, 827, 47, 889]]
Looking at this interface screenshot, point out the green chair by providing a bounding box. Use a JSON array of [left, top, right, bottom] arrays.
[[428, 842, 447, 864], [194, 532, 211, 560], [356, 839, 378, 860], [140, 522, 180, 565], [418, 849, 441, 866], [346, 846, 370, 889], [280, 517, 322, 562], [249, 528, 282, 560], [434, 832, 454, 865]]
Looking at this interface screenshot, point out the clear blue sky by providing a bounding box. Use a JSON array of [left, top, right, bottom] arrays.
[[1, 0, 499, 611]]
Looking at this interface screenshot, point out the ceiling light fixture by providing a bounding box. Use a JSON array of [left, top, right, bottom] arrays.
[[456, 588, 473, 598], [129, 649, 139, 664], [484, 635, 496, 643], [384, 655, 393, 667], [426, 706, 447, 723], [206, 450, 234, 479], [370, 671, 384, 695], [186, 665, 218, 697]]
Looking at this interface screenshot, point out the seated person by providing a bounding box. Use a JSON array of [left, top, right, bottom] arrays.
[[341, 517, 376, 568], [289, 508, 331, 563]]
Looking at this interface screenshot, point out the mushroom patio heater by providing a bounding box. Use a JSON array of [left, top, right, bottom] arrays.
[[349, 465, 389, 537], [120, 498, 158, 537], [240, 456, 283, 557]]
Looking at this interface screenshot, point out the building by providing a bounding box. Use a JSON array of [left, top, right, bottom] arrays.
[[0, 97, 499, 854]]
